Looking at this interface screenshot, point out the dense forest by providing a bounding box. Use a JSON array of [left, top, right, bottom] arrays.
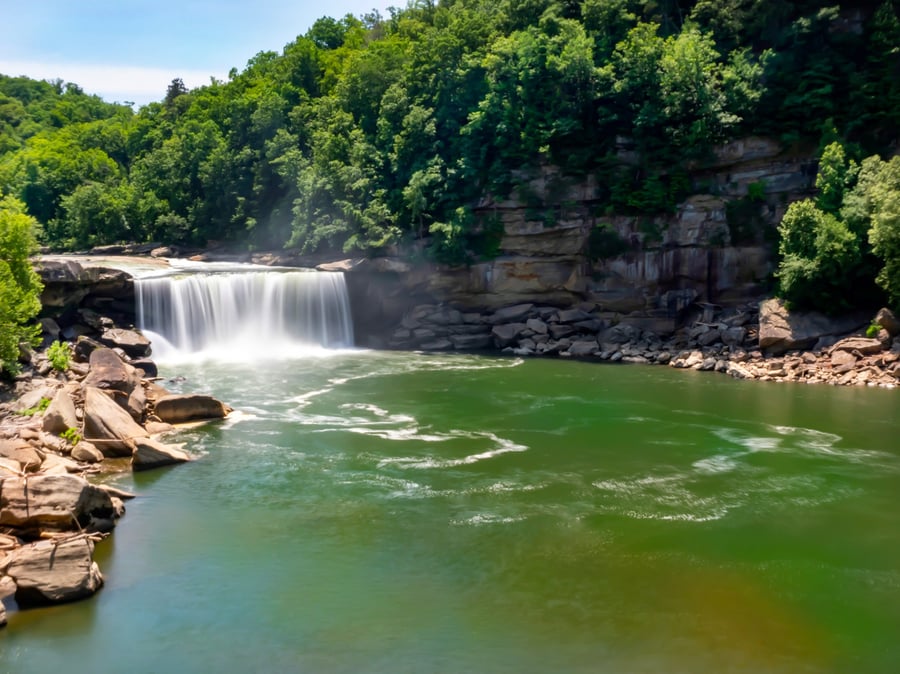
[[2, 0, 900, 327]]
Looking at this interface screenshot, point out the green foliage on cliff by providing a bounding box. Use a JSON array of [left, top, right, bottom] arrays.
[[776, 142, 900, 313], [1, 1, 899, 267], [0, 196, 42, 375], [856, 156, 900, 308]]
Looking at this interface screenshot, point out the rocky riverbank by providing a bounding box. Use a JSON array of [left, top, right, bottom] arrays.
[[0, 260, 230, 628], [388, 298, 900, 389]]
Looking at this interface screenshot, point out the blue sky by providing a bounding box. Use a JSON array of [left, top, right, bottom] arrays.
[[0, 0, 393, 106]]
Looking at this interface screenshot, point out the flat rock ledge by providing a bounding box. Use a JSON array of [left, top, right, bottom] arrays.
[[389, 301, 900, 389], [1, 326, 231, 628]]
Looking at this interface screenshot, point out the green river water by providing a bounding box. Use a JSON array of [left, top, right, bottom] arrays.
[[1, 352, 899, 673]]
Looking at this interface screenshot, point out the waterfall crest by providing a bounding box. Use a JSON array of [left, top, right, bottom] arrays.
[[136, 270, 354, 362]]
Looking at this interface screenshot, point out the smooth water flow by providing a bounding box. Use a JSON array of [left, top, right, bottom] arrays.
[[135, 269, 354, 361]]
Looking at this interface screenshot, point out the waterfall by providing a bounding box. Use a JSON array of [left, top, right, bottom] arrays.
[[136, 268, 354, 362]]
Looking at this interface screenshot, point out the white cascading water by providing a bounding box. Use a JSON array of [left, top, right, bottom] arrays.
[[136, 269, 354, 362]]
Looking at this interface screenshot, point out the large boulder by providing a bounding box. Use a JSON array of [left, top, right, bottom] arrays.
[[130, 358, 158, 378], [875, 307, 900, 336], [132, 438, 190, 471], [6, 536, 103, 606], [98, 328, 151, 359], [83, 348, 140, 396], [488, 304, 534, 324], [830, 336, 885, 356], [41, 388, 79, 435], [566, 339, 600, 357], [153, 394, 231, 424], [82, 386, 148, 457], [127, 384, 147, 422], [0, 474, 116, 534], [71, 441, 104, 464], [758, 299, 868, 355], [72, 336, 105, 362]]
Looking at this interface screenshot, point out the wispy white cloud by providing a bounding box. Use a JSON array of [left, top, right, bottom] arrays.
[[0, 60, 226, 106]]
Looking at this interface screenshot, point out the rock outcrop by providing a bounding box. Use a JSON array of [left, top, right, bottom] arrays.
[[387, 299, 900, 389], [329, 136, 818, 345], [0, 304, 233, 627], [37, 260, 134, 326]]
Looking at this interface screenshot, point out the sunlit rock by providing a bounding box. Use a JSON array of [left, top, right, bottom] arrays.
[[153, 394, 231, 424], [82, 386, 147, 457], [0, 474, 115, 534], [132, 438, 190, 471], [7, 536, 103, 607]]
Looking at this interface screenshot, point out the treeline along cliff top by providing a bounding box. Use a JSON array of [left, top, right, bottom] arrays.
[[1, 0, 900, 314]]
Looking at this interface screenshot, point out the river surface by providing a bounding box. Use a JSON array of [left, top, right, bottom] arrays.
[[1, 352, 899, 673]]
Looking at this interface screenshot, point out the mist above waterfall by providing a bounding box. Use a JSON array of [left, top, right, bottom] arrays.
[[136, 267, 354, 363]]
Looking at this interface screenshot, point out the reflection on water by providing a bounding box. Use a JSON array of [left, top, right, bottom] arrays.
[[2, 352, 899, 674]]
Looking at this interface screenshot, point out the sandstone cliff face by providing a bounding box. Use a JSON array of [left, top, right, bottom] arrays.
[[342, 137, 816, 340]]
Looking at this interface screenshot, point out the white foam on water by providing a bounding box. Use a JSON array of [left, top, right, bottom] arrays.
[[487, 480, 546, 493], [340, 403, 399, 418], [411, 356, 525, 372], [450, 513, 527, 526], [692, 455, 741, 474], [647, 509, 730, 523], [712, 428, 783, 452], [218, 409, 258, 429], [377, 434, 529, 469]]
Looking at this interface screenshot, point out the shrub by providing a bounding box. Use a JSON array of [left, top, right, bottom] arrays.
[[864, 157, 900, 308], [776, 199, 862, 312], [19, 397, 51, 416], [47, 340, 70, 371], [61, 427, 81, 446], [0, 197, 43, 376]]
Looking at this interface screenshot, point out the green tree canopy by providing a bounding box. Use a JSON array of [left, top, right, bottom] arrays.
[[0, 196, 42, 375]]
